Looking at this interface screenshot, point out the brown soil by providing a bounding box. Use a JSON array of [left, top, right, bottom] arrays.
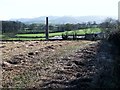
[[0, 40, 116, 89]]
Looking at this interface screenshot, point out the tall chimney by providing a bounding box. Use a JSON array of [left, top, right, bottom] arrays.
[[45, 17, 49, 40]]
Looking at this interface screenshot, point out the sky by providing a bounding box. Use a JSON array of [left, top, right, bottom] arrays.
[[0, 0, 119, 20]]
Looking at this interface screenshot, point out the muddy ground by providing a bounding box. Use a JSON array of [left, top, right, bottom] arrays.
[[0, 40, 118, 89]]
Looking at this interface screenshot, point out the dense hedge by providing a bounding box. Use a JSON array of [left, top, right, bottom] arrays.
[[108, 30, 120, 87], [108, 31, 120, 51]]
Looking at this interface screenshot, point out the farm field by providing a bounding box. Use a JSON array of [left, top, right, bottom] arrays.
[[16, 28, 101, 37], [1, 40, 117, 89], [1, 28, 101, 40]]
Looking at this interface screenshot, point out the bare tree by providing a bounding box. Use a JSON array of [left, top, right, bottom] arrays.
[[100, 18, 118, 39]]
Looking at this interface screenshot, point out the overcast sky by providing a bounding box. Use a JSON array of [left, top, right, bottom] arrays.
[[0, 0, 119, 20]]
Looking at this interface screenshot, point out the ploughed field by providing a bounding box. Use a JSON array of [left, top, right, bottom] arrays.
[[0, 40, 116, 89]]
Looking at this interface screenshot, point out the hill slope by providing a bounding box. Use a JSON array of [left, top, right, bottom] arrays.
[[11, 16, 117, 24]]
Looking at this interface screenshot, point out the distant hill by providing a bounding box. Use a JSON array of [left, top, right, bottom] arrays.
[[11, 16, 117, 24]]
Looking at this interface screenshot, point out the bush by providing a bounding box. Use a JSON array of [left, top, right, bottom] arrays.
[[108, 31, 120, 50], [62, 32, 68, 40]]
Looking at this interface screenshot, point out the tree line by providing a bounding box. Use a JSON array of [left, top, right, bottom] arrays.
[[1, 18, 120, 38], [2, 21, 98, 34]]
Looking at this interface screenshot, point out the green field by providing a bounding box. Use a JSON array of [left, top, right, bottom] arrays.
[[16, 28, 101, 37], [16, 32, 63, 37], [2, 28, 101, 40]]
